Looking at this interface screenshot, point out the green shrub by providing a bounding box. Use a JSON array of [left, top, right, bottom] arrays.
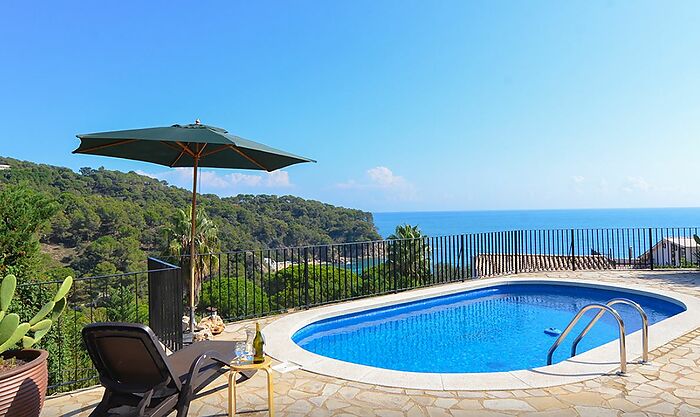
[[361, 264, 423, 293], [0, 274, 72, 354], [268, 264, 363, 306], [200, 276, 271, 319]]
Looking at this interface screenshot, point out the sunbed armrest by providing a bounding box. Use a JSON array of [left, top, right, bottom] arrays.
[[177, 350, 226, 409]]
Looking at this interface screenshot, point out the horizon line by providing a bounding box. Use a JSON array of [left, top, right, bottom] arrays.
[[373, 206, 700, 214]]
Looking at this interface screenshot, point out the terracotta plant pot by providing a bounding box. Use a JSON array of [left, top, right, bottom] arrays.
[[0, 350, 48, 417]]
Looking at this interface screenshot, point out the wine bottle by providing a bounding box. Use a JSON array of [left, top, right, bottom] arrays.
[[253, 322, 264, 364]]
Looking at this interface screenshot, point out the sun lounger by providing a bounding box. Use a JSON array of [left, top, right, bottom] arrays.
[[82, 322, 236, 416]]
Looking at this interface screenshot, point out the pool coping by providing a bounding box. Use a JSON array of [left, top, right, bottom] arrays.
[[262, 277, 700, 390]]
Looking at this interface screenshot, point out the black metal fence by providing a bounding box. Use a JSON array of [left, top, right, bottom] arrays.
[[18, 261, 180, 394], [24, 226, 700, 394], [194, 227, 700, 323], [147, 257, 184, 352]]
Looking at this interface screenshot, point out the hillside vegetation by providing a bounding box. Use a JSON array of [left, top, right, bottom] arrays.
[[0, 156, 380, 277]]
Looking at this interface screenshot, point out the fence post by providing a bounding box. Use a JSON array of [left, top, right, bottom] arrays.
[[147, 257, 183, 351], [303, 247, 309, 308], [461, 234, 466, 282], [648, 228, 654, 270], [393, 240, 398, 293], [471, 234, 476, 278], [514, 230, 519, 275], [570, 229, 576, 271]]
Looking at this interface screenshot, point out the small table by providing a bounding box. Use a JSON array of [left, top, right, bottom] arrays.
[[228, 356, 274, 417]]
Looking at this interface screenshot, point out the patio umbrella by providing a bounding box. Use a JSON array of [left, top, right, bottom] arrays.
[[74, 120, 315, 333]]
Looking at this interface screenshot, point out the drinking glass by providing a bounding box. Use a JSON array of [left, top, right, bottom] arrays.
[[233, 341, 246, 364], [241, 328, 255, 363]]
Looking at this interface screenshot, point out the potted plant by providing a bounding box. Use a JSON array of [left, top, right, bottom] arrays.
[[0, 274, 72, 417]]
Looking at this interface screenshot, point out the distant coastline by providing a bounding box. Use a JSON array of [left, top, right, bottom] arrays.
[[372, 207, 700, 238]]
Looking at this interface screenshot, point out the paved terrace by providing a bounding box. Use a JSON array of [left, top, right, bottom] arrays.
[[43, 270, 700, 417]]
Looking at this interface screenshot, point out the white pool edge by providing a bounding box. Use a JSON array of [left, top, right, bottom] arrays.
[[262, 276, 700, 391]]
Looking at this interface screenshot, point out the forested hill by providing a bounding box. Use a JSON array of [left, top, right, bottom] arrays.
[[0, 156, 380, 277]]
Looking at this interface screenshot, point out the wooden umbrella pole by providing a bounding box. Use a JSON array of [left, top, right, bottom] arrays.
[[189, 154, 198, 335]]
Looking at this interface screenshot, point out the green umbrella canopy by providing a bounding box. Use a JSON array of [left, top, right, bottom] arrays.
[[74, 122, 315, 170], [73, 121, 315, 334]]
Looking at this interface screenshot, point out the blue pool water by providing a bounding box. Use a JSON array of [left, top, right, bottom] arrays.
[[292, 284, 685, 373]]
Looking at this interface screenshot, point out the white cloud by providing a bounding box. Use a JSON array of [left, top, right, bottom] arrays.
[[335, 166, 416, 201], [198, 170, 230, 188], [265, 170, 291, 187], [225, 173, 263, 187], [136, 168, 292, 190], [135, 170, 158, 179], [367, 166, 408, 187], [571, 175, 585, 184], [337, 166, 412, 190], [622, 176, 651, 193]]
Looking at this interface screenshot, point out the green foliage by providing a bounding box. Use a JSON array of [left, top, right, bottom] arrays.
[[0, 274, 72, 353], [200, 276, 271, 319], [0, 184, 59, 279], [71, 236, 143, 276], [268, 264, 363, 306], [361, 264, 424, 292], [0, 272, 15, 314], [41, 305, 94, 393], [0, 157, 381, 277], [0, 314, 20, 343], [163, 208, 220, 305], [0, 156, 381, 391], [387, 224, 431, 283], [104, 285, 148, 324]]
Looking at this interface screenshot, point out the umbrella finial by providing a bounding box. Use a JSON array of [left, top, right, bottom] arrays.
[[195, 119, 201, 125]]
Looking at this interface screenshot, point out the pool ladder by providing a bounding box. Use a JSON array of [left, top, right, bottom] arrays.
[[546, 298, 649, 374]]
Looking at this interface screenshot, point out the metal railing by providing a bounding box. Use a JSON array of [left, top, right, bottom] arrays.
[[546, 303, 628, 374], [18, 261, 180, 394], [147, 258, 184, 352], [22, 226, 699, 394], [571, 298, 649, 363], [187, 227, 700, 323]]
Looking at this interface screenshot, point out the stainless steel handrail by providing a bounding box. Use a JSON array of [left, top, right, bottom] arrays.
[[571, 298, 648, 363], [546, 303, 627, 374]]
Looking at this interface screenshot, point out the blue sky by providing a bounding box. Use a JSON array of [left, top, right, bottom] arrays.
[[1, 1, 699, 212]]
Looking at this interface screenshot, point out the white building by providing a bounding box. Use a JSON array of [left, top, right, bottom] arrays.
[[642, 237, 698, 267], [0, 164, 9, 170]]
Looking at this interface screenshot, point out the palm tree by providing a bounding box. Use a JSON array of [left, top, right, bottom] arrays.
[[163, 208, 220, 306], [387, 224, 431, 283]]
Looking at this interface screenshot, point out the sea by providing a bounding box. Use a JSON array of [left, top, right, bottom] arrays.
[[372, 208, 700, 238]]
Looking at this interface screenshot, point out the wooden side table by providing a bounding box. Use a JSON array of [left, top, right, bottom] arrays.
[[228, 356, 274, 417]]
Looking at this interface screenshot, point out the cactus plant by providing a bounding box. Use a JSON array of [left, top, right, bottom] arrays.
[[0, 274, 72, 355]]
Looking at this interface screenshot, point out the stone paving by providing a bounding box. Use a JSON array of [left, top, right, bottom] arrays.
[[42, 270, 700, 417]]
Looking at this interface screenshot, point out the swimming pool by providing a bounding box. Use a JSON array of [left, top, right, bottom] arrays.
[[291, 284, 684, 373], [263, 278, 700, 390]]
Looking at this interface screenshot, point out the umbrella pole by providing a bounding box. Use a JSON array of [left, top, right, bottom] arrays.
[[189, 155, 198, 335]]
